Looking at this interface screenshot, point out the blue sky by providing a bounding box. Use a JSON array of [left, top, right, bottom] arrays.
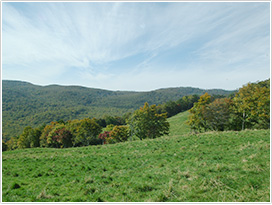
[[2, 2, 270, 91]]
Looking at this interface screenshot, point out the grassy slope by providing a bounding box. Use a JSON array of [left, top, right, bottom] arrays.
[[167, 111, 190, 136], [2, 112, 270, 202]]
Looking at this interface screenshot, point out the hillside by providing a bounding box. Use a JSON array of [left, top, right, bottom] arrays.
[[167, 111, 190, 136], [2, 80, 234, 140], [2, 128, 270, 202]]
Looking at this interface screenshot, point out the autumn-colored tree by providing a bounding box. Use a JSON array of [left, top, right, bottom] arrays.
[[40, 122, 58, 147], [129, 102, 169, 140], [47, 124, 73, 148], [98, 131, 111, 144]]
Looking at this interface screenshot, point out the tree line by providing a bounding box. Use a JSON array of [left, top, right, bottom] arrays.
[[2, 93, 203, 151], [3, 80, 232, 141], [187, 79, 270, 132], [5, 97, 198, 151], [3, 102, 172, 151], [3, 86, 250, 152]]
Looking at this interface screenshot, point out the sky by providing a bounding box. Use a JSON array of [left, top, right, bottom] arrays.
[[2, 2, 270, 91]]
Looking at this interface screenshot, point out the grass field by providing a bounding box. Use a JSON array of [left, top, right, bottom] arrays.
[[167, 111, 190, 136], [2, 112, 270, 202]]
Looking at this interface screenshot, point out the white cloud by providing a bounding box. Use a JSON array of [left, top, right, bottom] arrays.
[[2, 2, 270, 91]]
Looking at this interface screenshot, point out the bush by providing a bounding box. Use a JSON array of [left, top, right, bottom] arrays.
[[110, 125, 130, 143], [99, 126, 130, 144]]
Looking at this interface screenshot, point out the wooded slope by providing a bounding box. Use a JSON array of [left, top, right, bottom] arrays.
[[2, 80, 234, 139]]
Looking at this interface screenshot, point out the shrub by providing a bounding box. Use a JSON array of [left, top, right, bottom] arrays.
[[99, 126, 130, 144], [98, 131, 111, 144], [110, 125, 129, 143]]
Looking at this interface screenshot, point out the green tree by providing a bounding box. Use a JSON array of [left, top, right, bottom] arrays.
[[30, 128, 41, 148], [17, 126, 41, 149], [204, 98, 232, 131], [255, 85, 270, 128], [68, 118, 102, 146], [232, 81, 270, 130], [105, 124, 115, 132], [17, 126, 33, 149], [94, 118, 107, 128], [187, 93, 211, 132], [177, 95, 199, 112], [104, 115, 124, 126], [162, 101, 180, 117], [110, 125, 130, 143], [6, 137, 18, 150], [129, 102, 169, 140]]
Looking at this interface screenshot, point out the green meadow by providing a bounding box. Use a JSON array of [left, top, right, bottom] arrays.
[[2, 112, 270, 202], [167, 111, 190, 136]]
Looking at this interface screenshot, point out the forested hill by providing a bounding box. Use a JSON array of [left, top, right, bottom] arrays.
[[2, 80, 234, 140], [3, 80, 234, 109]]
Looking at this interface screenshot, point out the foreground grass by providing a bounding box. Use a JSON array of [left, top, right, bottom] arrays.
[[2, 129, 270, 202]]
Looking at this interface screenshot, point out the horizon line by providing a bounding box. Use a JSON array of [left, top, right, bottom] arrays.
[[2, 78, 246, 92]]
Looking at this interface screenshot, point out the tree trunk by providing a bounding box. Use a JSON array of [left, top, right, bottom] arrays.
[[242, 111, 245, 130]]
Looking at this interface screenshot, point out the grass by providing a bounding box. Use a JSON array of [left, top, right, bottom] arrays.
[[167, 111, 190, 136], [2, 112, 270, 202]]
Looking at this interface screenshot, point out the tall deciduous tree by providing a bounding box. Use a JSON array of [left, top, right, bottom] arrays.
[[68, 118, 102, 146], [255, 85, 270, 128], [187, 93, 211, 132], [47, 124, 73, 148], [204, 98, 232, 131], [129, 102, 169, 140], [40, 122, 58, 147], [17, 126, 41, 149], [232, 80, 270, 130], [17, 126, 33, 149]]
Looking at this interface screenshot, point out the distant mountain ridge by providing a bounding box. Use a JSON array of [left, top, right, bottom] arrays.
[[2, 80, 235, 140]]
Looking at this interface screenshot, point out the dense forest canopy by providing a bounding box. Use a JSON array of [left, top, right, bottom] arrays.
[[2, 80, 234, 140]]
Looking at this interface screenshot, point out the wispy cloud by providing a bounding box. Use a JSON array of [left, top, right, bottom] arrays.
[[2, 2, 270, 91]]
